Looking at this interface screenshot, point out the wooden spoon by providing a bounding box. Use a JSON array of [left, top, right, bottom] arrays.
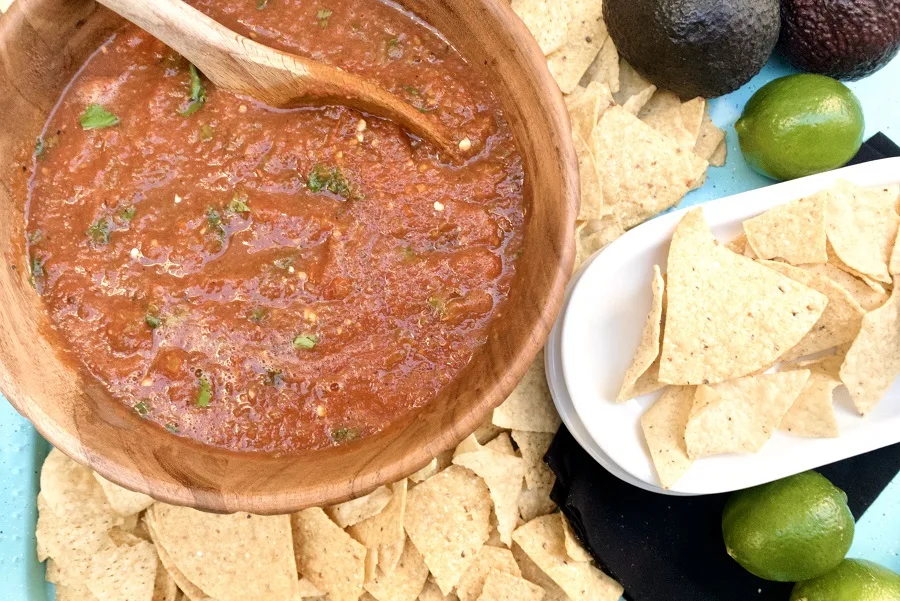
[[94, 0, 459, 153]]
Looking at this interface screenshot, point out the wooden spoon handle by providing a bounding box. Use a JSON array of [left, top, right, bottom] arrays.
[[94, 0, 458, 153]]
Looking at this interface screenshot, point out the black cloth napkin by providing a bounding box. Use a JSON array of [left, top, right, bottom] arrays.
[[545, 133, 900, 601]]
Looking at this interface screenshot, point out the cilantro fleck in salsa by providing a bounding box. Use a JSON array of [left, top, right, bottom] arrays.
[[25, 0, 524, 452]]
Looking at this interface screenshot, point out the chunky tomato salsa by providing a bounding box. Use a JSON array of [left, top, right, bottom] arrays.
[[25, 0, 524, 452]]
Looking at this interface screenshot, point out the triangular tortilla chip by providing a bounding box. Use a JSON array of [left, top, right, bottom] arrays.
[[348, 479, 407, 549], [573, 130, 605, 221], [511, 0, 571, 56], [476, 570, 546, 601], [327, 486, 393, 528], [546, 0, 606, 93], [292, 508, 366, 601], [512, 515, 623, 601], [779, 371, 840, 438], [454, 433, 484, 457], [511, 543, 569, 601], [485, 432, 517, 456], [492, 351, 561, 433], [364, 540, 429, 601], [565, 82, 614, 143], [582, 35, 620, 93], [87, 536, 158, 601], [762, 261, 865, 360], [453, 448, 526, 547], [559, 514, 593, 563], [638, 90, 695, 150], [708, 140, 727, 167], [144, 514, 211, 601], [640, 386, 695, 489], [591, 107, 708, 229], [92, 473, 154, 517], [693, 109, 725, 162], [680, 98, 706, 144], [404, 466, 492, 595], [147, 504, 299, 601], [617, 265, 665, 401], [891, 220, 900, 275], [825, 181, 899, 284], [379, 539, 406, 576], [574, 215, 626, 271], [744, 193, 828, 265], [511, 430, 555, 491], [684, 371, 811, 458], [840, 277, 900, 415], [659, 209, 827, 385], [455, 546, 521, 601], [795, 262, 890, 311], [517, 484, 557, 523], [614, 59, 655, 111], [417, 577, 456, 601]]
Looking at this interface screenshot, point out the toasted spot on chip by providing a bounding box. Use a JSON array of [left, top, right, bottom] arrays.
[[92, 473, 154, 517], [404, 466, 492, 595], [725, 233, 748, 255], [565, 82, 615, 143], [795, 262, 890, 312], [511, 430, 556, 492], [582, 35, 620, 94], [453, 448, 526, 547], [779, 371, 841, 438], [684, 371, 810, 458], [560, 514, 593, 563], [476, 570, 546, 601], [762, 260, 866, 360], [492, 351, 561, 433], [327, 486, 393, 528], [659, 209, 827, 385], [825, 181, 900, 284], [364, 537, 429, 601], [591, 107, 708, 230], [617, 265, 665, 401], [546, 0, 606, 94], [640, 386, 695, 489], [840, 277, 900, 415], [293, 507, 366, 601], [512, 515, 623, 601], [455, 546, 522, 601], [744, 193, 828, 265], [573, 130, 605, 222], [511, 0, 571, 55]]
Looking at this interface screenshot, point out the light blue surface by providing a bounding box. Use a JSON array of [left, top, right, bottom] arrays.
[[0, 54, 898, 599]]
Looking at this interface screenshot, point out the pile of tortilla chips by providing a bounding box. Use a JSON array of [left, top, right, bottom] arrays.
[[618, 181, 900, 489], [38, 402, 622, 601]]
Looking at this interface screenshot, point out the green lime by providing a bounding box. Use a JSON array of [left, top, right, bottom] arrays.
[[735, 74, 864, 181], [722, 471, 855, 582], [791, 559, 900, 601]]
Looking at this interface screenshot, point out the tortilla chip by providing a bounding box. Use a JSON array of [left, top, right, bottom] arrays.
[[825, 181, 900, 283], [614, 59, 655, 109], [87, 536, 158, 601], [417, 577, 458, 601], [518, 484, 557, 523], [725, 233, 747, 255], [559, 515, 593, 563], [573, 130, 605, 221], [574, 215, 626, 270], [511, 430, 555, 491], [684, 371, 811, 458], [659, 209, 828, 385], [565, 82, 614, 143], [409, 459, 439, 483], [327, 486, 393, 528], [92, 474, 154, 517], [512, 515, 623, 601], [582, 36, 620, 93], [639, 90, 695, 150], [680, 98, 706, 144], [379, 539, 406, 576], [484, 432, 516, 456], [840, 278, 900, 415], [455, 546, 522, 601], [546, 0, 606, 93], [640, 386, 695, 489], [147, 504, 299, 601], [591, 106, 708, 230], [453, 448, 526, 547], [476, 570, 546, 601], [56, 584, 100, 601], [365, 548, 380, 584], [762, 261, 866, 360], [152, 556, 179, 601], [484, 527, 506, 549], [298, 578, 326, 598], [694, 109, 726, 163], [404, 466, 492, 595], [617, 265, 665, 401], [744, 194, 828, 265], [364, 540, 429, 601], [796, 262, 889, 312], [474, 418, 506, 445], [454, 433, 484, 457], [293, 508, 366, 601], [891, 220, 900, 275], [348, 479, 407, 549], [492, 351, 561, 433], [708, 140, 727, 167], [511, 544, 569, 601], [511, 0, 571, 56], [779, 371, 841, 438], [143, 515, 211, 601]]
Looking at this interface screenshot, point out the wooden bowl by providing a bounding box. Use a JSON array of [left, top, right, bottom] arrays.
[[0, 0, 577, 513]]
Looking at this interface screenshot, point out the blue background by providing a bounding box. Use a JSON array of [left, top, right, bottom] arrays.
[[0, 52, 897, 600]]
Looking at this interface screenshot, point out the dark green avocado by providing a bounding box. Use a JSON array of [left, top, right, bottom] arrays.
[[604, 0, 781, 98], [780, 0, 900, 80]]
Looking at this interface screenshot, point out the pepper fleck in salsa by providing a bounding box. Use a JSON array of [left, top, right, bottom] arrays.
[[25, 0, 524, 452]]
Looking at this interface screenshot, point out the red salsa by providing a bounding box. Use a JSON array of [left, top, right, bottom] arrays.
[[25, 0, 524, 452]]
